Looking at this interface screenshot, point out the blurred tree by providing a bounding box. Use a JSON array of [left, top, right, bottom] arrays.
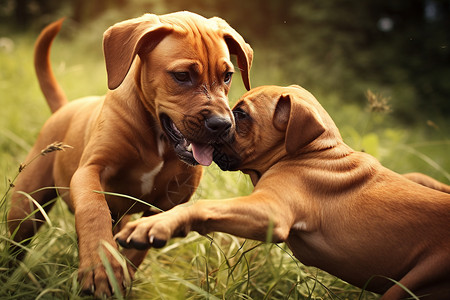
[[0, 0, 65, 28], [1, 0, 448, 121], [258, 0, 449, 120], [72, 0, 126, 24], [163, 0, 450, 120]]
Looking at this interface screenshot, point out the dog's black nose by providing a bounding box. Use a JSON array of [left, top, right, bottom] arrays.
[[205, 116, 232, 135]]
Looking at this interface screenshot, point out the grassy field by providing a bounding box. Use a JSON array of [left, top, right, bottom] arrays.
[[1, 15, 449, 300]]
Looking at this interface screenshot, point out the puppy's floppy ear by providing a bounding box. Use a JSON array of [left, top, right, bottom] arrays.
[[273, 94, 326, 154], [103, 14, 173, 90], [211, 17, 253, 91]]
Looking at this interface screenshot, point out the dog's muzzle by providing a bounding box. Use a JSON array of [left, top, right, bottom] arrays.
[[212, 137, 241, 171], [160, 114, 233, 166]]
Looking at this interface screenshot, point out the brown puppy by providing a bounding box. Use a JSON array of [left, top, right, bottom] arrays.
[[115, 85, 450, 299], [8, 12, 252, 297]]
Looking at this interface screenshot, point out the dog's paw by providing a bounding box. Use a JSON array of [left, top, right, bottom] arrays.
[[78, 249, 132, 298], [114, 208, 189, 250], [117, 231, 168, 250], [114, 218, 171, 250]]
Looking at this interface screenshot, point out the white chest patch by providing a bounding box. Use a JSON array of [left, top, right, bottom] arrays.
[[140, 161, 164, 195], [292, 221, 308, 232], [157, 134, 166, 157]]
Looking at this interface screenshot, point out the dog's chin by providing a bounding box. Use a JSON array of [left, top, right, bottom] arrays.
[[160, 114, 214, 166], [212, 148, 240, 171]]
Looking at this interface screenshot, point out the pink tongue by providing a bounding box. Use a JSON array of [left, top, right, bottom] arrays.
[[191, 143, 213, 166]]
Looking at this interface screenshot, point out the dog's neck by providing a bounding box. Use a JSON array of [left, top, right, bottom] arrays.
[[283, 142, 379, 195], [113, 57, 158, 117], [311, 108, 345, 151], [248, 133, 351, 187], [106, 59, 168, 155], [243, 142, 290, 185]]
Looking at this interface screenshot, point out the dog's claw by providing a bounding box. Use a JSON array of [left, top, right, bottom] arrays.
[[115, 237, 131, 249], [130, 239, 151, 250], [150, 235, 167, 248], [80, 284, 95, 296]]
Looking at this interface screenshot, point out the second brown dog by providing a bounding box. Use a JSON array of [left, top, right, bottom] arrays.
[[115, 85, 450, 299]]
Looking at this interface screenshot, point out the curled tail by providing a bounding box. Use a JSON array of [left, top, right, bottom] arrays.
[[34, 18, 68, 113]]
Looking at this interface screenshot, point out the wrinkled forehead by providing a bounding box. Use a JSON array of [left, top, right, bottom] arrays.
[[149, 28, 232, 73], [233, 89, 279, 116], [160, 14, 231, 55], [148, 33, 233, 79], [154, 32, 229, 57], [160, 12, 220, 33]]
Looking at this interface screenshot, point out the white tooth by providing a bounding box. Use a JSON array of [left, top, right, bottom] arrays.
[[186, 144, 192, 152]]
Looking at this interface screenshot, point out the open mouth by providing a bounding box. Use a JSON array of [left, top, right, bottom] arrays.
[[160, 114, 214, 166]]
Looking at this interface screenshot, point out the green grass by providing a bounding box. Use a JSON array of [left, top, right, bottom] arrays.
[[1, 16, 449, 300]]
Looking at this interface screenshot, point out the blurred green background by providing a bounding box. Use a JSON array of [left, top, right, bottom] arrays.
[[2, 0, 450, 119], [0, 0, 449, 299]]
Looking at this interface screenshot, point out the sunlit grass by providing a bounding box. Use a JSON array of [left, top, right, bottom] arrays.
[[0, 165, 379, 299]]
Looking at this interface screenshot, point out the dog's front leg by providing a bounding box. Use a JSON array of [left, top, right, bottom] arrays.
[[71, 165, 128, 297], [115, 194, 297, 249]]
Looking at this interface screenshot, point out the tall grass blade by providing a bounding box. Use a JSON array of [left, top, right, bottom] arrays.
[[399, 144, 450, 181], [360, 275, 420, 300], [98, 243, 124, 300], [16, 191, 52, 226], [159, 266, 221, 300], [94, 190, 164, 212]]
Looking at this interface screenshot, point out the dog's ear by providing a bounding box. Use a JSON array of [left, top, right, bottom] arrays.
[[273, 94, 326, 154], [211, 17, 253, 91], [103, 14, 173, 90]]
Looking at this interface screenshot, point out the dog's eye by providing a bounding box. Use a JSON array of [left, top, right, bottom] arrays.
[[172, 72, 191, 84], [224, 72, 233, 84], [233, 108, 248, 121]]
